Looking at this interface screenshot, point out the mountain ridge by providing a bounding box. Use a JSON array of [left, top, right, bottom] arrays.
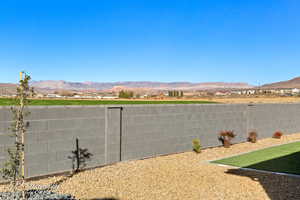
[[262, 77, 300, 88], [30, 80, 253, 91], [3, 76, 300, 93]]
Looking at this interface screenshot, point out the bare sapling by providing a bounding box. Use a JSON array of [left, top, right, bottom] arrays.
[[0, 72, 34, 199]]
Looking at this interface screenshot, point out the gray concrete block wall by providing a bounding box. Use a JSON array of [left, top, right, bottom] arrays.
[[0, 106, 107, 179], [122, 104, 249, 160], [247, 104, 300, 139], [0, 107, 15, 177], [1, 103, 300, 180]]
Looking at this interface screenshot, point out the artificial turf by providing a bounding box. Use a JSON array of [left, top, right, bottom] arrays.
[[212, 141, 300, 175], [0, 98, 217, 106]]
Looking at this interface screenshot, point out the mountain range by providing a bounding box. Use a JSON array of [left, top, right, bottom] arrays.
[[30, 80, 253, 91], [2, 77, 300, 93], [0, 83, 18, 94]]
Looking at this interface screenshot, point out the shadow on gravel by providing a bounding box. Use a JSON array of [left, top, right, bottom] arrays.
[[226, 152, 300, 200], [48, 173, 75, 190]]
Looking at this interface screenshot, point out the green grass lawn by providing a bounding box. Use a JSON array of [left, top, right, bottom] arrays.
[[212, 141, 300, 175], [0, 98, 217, 106]]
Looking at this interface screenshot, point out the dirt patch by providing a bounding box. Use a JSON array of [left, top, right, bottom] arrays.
[[202, 97, 300, 104], [1, 133, 300, 200]]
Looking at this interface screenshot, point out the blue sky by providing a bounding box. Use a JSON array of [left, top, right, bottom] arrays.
[[0, 0, 300, 85]]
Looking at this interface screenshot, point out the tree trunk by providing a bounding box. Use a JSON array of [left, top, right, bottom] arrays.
[[20, 72, 26, 200]]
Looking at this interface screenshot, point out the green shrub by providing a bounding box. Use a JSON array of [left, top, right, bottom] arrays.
[[192, 139, 201, 153]]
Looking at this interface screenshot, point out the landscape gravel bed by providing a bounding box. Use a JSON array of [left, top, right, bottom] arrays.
[[1, 133, 300, 200]]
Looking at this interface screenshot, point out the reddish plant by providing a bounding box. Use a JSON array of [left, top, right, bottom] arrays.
[[273, 131, 283, 139], [219, 130, 236, 148], [247, 131, 258, 143]]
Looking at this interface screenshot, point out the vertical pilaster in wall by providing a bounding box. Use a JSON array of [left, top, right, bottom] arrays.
[[104, 107, 108, 164], [106, 107, 122, 164], [246, 104, 255, 134]]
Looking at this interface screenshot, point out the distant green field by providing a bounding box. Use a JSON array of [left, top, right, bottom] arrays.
[[0, 98, 217, 106], [212, 142, 300, 175]]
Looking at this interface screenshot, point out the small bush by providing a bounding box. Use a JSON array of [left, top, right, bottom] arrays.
[[273, 131, 283, 139], [219, 130, 236, 148], [192, 139, 201, 153], [247, 131, 258, 143]]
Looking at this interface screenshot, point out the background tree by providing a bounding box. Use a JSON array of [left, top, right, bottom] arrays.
[[56, 90, 75, 97], [119, 90, 134, 98], [180, 91, 184, 97], [168, 90, 184, 97]]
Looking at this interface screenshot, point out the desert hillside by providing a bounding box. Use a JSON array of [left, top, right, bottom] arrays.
[[30, 80, 253, 91], [262, 77, 300, 88]]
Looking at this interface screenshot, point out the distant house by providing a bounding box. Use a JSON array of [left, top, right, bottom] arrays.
[[102, 96, 118, 99], [231, 91, 242, 95], [292, 88, 300, 94], [35, 93, 44, 98], [239, 89, 256, 95], [81, 96, 94, 99], [46, 94, 61, 98], [140, 94, 148, 98], [230, 88, 300, 96], [215, 91, 229, 96], [73, 95, 81, 98]]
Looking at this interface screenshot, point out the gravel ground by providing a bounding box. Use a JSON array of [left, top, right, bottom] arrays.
[[1, 133, 300, 200], [0, 190, 76, 200]]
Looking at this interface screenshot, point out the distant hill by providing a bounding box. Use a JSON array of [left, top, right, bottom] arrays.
[[0, 83, 17, 95], [4, 77, 300, 93], [30, 80, 253, 91], [262, 77, 300, 88]]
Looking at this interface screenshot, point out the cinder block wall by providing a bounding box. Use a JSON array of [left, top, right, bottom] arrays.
[[0, 106, 107, 178], [247, 104, 300, 138], [0, 104, 300, 179], [121, 104, 248, 160]]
